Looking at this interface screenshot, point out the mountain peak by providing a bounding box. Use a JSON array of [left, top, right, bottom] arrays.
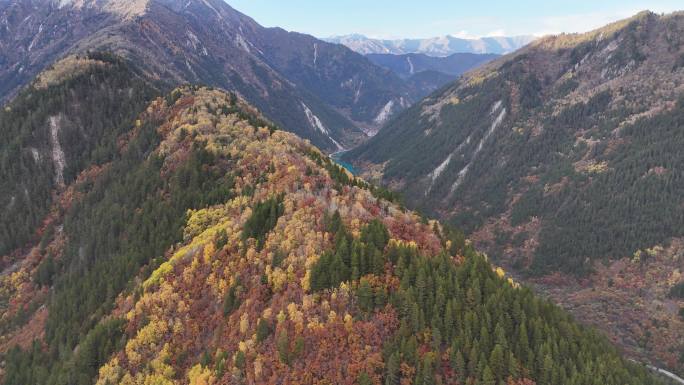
[[53, 0, 150, 17], [531, 9, 658, 50], [52, 0, 234, 19]]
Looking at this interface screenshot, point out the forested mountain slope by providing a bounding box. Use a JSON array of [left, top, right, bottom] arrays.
[[347, 11, 684, 274], [345, 11, 684, 374], [0, 0, 415, 150], [0, 57, 663, 384], [0, 52, 159, 260]]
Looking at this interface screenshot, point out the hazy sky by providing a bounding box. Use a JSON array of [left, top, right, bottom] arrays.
[[227, 0, 682, 39]]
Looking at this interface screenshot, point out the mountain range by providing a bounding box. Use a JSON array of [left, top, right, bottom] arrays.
[[0, 0, 418, 150], [0, 54, 664, 385], [367, 52, 501, 79], [346, 10, 684, 373], [0, 1, 682, 384], [325, 33, 536, 56], [366, 52, 500, 97], [0, 0, 513, 147]]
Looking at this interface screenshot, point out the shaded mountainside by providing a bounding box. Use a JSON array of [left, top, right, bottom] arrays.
[[0, 52, 159, 260], [367, 52, 500, 79], [0, 59, 663, 384], [345, 11, 684, 374], [405, 70, 459, 100], [0, 0, 416, 151], [325, 34, 535, 56], [0, 0, 119, 98], [366, 53, 499, 98]]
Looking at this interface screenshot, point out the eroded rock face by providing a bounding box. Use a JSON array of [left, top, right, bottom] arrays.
[[48, 115, 66, 187]]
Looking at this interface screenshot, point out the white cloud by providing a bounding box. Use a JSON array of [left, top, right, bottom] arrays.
[[451, 30, 478, 39], [484, 29, 506, 37]]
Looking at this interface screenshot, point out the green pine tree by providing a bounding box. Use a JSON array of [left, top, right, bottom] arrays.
[[357, 279, 374, 313], [489, 344, 506, 381], [386, 352, 401, 385], [481, 366, 496, 385]]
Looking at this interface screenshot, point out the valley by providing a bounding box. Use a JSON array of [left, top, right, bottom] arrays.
[[0, 70, 663, 384], [345, 10, 684, 378], [0, 1, 683, 384]]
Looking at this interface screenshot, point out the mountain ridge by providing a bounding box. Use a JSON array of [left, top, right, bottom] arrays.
[[0, 59, 665, 383], [0, 4, 681, 384], [345, 10, 684, 374], [366, 52, 500, 79], [325, 33, 535, 56], [0, 0, 417, 151]]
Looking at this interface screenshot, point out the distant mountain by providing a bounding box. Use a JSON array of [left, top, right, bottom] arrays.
[[367, 52, 499, 79], [325, 33, 535, 56], [366, 52, 499, 97], [345, 11, 684, 373], [0, 0, 416, 151]]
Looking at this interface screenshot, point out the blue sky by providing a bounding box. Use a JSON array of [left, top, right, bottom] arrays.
[[227, 0, 682, 39]]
